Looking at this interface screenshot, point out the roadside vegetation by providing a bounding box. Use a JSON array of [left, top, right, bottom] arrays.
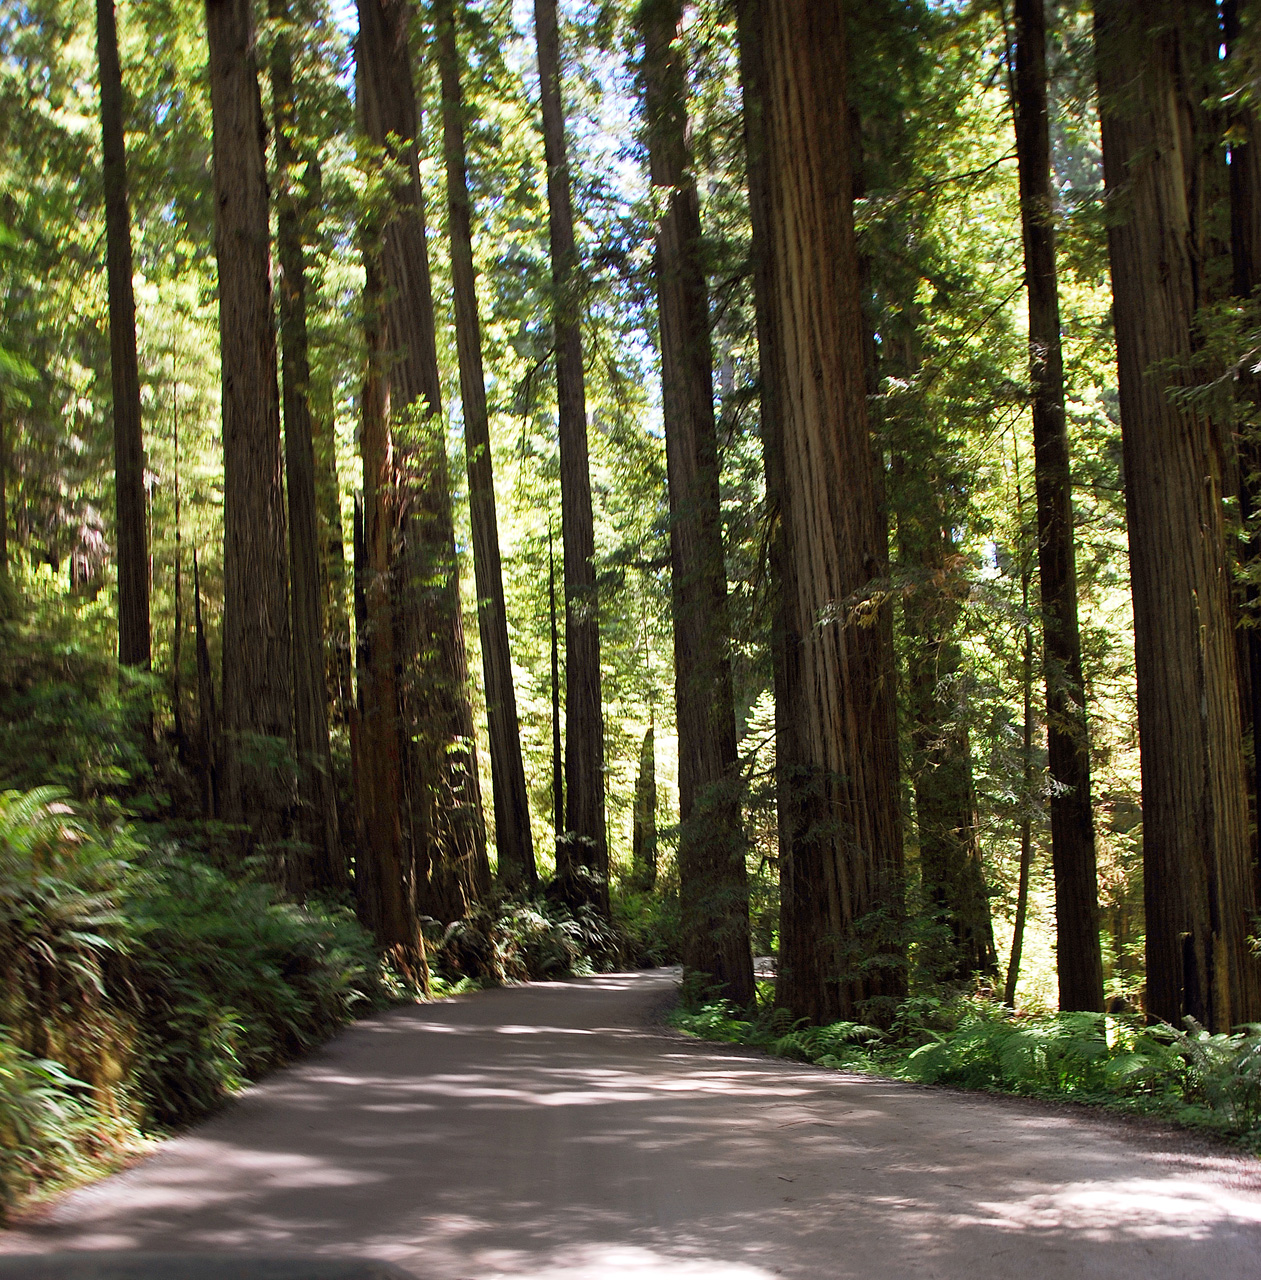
[[673, 994, 1261, 1149]]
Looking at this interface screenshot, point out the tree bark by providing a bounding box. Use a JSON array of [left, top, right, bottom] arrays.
[[533, 0, 608, 909], [355, 0, 488, 922], [205, 0, 295, 855], [435, 0, 536, 893], [357, 234, 428, 984], [96, 0, 150, 671], [1095, 0, 1260, 1030], [738, 0, 905, 1025], [631, 724, 658, 892], [1004, 564, 1037, 1008], [1013, 0, 1103, 1012], [269, 0, 343, 895], [192, 548, 218, 818], [1225, 0, 1261, 908], [638, 0, 753, 1007]]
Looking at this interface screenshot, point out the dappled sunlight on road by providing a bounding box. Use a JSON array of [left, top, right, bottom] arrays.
[[3, 969, 1260, 1278]]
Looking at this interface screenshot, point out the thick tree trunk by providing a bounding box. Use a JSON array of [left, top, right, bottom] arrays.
[[631, 724, 658, 892], [738, 0, 905, 1025], [534, 0, 608, 909], [205, 0, 294, 855], [1225, 0, 1261, 907], [357, 238, 428, 984], [435, 0, 536, 892], [638, 0, 754, 1007], [269, 0, 343, 895], [96, 0, 150, 671], [1013, 0, 1103, 1012], [356, 0, 488, 922], [1095, 0, 1260, 1030]]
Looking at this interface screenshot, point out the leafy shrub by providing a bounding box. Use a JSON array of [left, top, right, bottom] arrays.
[[673, 994, 1261, 1142], [0, 787, 388, 1203]]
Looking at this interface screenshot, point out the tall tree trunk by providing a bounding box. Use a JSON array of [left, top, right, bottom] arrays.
[[1225, 0, 1261, 908], [631, 724, 658, 892], [533, 0, 608, 908], [356, 235, 428, 984], [738, 0, 905, 1025], [205, 0, 294, 855], [96, 0, 150, 671], [356, 0, 488, 922], [172, 380, 186, 759], [269, 0, 343, 895], [1013, 0, 1103, 1012], [638, 0, 753, 1007], [435, 0, 536, 892], [1095, 0, 1260, 1030], [549, 524, 563, 842]]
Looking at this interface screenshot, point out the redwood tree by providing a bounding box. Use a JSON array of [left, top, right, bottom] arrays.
[[738, 0, 905, 1024], [1095, 0, 1260, 1030], [96, 0, 149, 671], [356, 0, 488, 920], [435, 0, 536, 891], [534, 0, 608, 907], [638, 0, 754, 1008], [205, 0, 294, 854], [1012, 0, 1103, 1011], [269, 0, 342, 893]]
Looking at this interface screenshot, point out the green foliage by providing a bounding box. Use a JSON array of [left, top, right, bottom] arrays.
[[433, 885, 678, 985], [673, 996, 1261, 1144], [0, 787, 386, 1206]]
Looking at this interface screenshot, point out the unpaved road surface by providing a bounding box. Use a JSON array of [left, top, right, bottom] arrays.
[[4, 969, 1261, 1278]]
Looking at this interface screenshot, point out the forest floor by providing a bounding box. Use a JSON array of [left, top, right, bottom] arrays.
[[2, 968, 1261, 1278]]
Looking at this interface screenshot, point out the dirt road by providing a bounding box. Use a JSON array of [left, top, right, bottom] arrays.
[[4, 969, 1261, 1278]]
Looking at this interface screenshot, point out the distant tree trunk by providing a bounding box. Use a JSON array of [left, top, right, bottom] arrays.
[[1, 402, 8, 573], [1095, 0, 1260, 1030], [638, 0, 753, 1007], [549, 525, 563, 842], [193, 549, 218, 818], [738, 0, 905, 1026], [534, 0, 608, 909], [96, 0, 150, 671], [172, 388, 186, 758], [1004, 558, 1037, 1008], [435, 0, 536, 892], [269, 0, 343, 895], [205, 0, 294, 854], [631, 724, 657, 892], [898, 515, 996, 983], [1012, 0, 1103, 1012], [356, 0, 488, 922]]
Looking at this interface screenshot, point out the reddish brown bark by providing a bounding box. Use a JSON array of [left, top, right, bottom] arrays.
[[638, 0, 754, 1008], [205, 0, 295, 854], [738, 0, 905, 1025], [1095, 0, 1260, 1029]]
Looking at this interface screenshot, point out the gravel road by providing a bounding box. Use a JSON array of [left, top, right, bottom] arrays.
[[4, 968, 1261, 1278]]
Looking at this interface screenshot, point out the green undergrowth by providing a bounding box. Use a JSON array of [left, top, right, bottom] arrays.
[[672, 992, 1261, 1148], [0, 786, 390, 1216]]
